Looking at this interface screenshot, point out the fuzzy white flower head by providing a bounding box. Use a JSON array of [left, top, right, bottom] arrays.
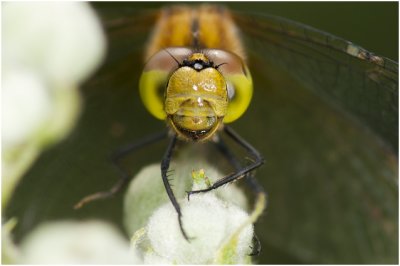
[[2, 2, 105, 148], [124, 162, 249, 237], [20, 220, 139, 264], [2, 69, 51, 148], [2, 2, 105, 85], [144, 192, 254, 264], [128, 165, 263, 264], [2, 2, 106, 206]]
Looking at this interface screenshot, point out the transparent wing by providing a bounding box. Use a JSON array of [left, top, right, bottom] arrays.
[[82, 4, 160, 106], [231, 10, 397, 264], [90, 4, 158, 70], [233, 11, 398, 150]]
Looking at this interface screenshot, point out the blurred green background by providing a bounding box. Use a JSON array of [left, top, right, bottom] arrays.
[[5, 2, 398, 264], [229, 2, 398, 60]]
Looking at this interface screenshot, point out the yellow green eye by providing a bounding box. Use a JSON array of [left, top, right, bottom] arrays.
[[201, 49, 253, 123], [223, 66, 253, 123], [139, 48, 193, 120], [139, 70, 169, 120]]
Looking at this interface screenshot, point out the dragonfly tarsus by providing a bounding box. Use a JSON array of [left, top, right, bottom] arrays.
[[187, 126, 265, 199], [248, 234, 262, 256]]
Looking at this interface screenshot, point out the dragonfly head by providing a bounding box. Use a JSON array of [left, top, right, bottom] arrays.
[[165, 54, 228, 141], [139, 48, 253, 141]]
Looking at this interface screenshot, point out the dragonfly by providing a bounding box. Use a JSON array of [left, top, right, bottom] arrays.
[[76, 4, 266, 241], [72, 3, 397, 261]]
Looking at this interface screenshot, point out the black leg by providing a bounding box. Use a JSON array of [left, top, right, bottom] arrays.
[[212, 132, 265, 195], [187, 125, 265, 197], [212, 128, 266, 256], [161, 134, 191, 241], [249, 234, 262, 256], [74, 130, 168, 209]]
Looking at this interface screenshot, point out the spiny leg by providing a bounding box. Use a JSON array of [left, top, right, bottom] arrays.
[[213, 130, 266, 256], [161, 134, 191, 241], [212, 130, 265, 193], [188, 126, 266, 255], [212, 132, 265, 194], [74, 130, 168, 209], [187, 125, 265, 197], [249, 234, 262, 256]]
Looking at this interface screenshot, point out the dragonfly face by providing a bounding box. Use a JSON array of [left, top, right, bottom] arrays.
[[139, 47, 253, 142], [165, 53, 228, 141]]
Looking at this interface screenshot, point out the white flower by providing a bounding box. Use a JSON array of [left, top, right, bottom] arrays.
[[20, 220, 139, 264], [2, 2, 106, 206], [124, 162, 249, 237], [2, 2, 105, 85], [2, 69, 51, 149], [143, 192, 254, 264], [126, 159, 264, 264], [2, 2, 105, 148]]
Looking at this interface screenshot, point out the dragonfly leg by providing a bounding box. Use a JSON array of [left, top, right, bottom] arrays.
[[187, 125, 265, 196], [74, 130, 168, 209], [249, 234, 262, 256], [161, 134, 192, 241], [187, 126, 266, 255]]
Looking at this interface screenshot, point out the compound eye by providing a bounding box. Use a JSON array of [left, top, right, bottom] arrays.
[[205, 49, 253, 123], [139, 48, 192, 120], [139, 70, 169, 120], [223, 66, 253, 123]]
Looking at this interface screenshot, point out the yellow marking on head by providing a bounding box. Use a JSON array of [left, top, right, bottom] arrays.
[[188, 53, 210, 63], [165, 66, 228, 117], [165, 66, 228, 141]]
